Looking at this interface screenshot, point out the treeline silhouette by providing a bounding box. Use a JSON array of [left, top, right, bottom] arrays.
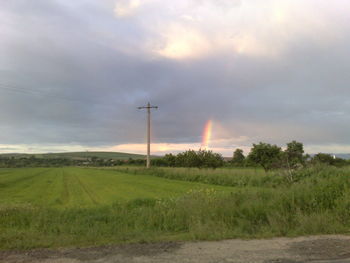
[[0, 141, 349, 169]]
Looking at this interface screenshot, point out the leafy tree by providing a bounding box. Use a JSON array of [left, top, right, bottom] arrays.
[[284, 141, 305, 168], [176, 150, 201, 168], [171, 149, 224, 168], [231, 148, 245, 166], [311, 153, 347, 167], [247, 142, 282, 172], [311, 153, 334, 165], [197, 149, 224, 169], [164, 153, 176, 167]]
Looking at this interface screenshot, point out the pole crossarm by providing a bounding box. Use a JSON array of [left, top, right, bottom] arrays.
[[138, 106, 158, 110], [138, 102, 158, 168]]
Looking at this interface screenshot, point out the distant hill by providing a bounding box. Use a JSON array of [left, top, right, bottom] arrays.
[[0, 151, 151, 160]]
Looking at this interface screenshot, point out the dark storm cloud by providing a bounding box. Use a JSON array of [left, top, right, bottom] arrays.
[[1, 0, 350, 153]]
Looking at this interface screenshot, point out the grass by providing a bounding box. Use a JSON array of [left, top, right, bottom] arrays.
[[1, 165, 350, 249], [109, 166, 284, 187], [0, 167, 233, 208]]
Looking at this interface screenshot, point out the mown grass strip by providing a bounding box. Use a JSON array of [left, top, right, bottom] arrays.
[[0, 167, 235, 208]]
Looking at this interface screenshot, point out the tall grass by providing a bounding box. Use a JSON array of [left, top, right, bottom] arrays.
[[109, 166, 285, 188], [1, 166, 350, 249]]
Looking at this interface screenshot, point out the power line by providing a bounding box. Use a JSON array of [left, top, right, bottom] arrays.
[[0, 83, 47, 96], [0, 82, 97, 105]]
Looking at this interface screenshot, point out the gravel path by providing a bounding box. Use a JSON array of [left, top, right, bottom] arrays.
[[1, 235, 350, 263]]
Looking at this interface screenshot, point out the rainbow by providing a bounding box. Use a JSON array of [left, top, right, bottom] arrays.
[[201, 120, 212, 150]]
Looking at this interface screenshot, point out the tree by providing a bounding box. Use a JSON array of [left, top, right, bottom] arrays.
[[176, 150, 201, 168], [231, 148, 245, 166], [284, 141, 305, 168], [247, 142, 282, 172], [311, 153, 334, 165], [174, 149, 224, 168], [197, 149, 224, 169], [163, 153, 176, 167], [311, 153, 347, 167]]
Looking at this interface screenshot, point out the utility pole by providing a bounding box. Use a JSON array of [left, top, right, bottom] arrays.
[[138, 102, 158, 168]]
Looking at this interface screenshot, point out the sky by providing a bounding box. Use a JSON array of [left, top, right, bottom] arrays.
[[0, 0, 350, 156]]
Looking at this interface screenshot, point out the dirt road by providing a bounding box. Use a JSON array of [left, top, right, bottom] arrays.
[[1, 235, 350, 263]]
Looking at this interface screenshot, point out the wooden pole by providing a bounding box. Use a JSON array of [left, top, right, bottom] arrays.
[[138, 102, 158, 168]]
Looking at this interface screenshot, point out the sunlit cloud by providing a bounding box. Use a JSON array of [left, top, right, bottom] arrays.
[[230, 34, 278, 57], [155, 24, 211, 59], [110, 143, 201, 155], [114, 0, 142, 17], [110, 142, 245, 156], [133, 0, 344, 59]]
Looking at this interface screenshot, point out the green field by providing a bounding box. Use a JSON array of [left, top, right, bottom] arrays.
[[0, 167, 233, 208], [1, 165, 350, 249]]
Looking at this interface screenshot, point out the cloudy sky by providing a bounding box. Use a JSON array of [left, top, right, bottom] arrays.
[[0, 0, 350, 156]]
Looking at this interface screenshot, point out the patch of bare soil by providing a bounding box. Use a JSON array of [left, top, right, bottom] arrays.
[[289, 237, 350, 261], [1, 235, 350, 263], [0, 242, 180, 263]]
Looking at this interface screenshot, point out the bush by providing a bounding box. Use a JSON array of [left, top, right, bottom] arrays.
[[311, 153, 348, 167], [152, 149, 224, 169]]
